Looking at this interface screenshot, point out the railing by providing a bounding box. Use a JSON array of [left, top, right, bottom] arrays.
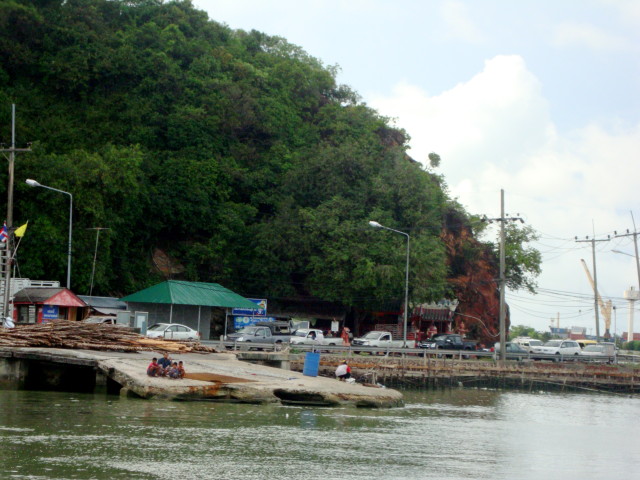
[[202, 340, 640, 364]]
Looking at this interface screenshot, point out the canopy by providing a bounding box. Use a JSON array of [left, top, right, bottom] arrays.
[[120, 280, 258, 309]]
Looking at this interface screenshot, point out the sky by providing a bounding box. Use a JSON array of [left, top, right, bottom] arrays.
[[194, 0, 640, 337]]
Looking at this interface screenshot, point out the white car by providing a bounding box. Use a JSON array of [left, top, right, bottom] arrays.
[[289, 328, 325, 345], [146, 323, 200, 340], [532, 339, 581, 357]]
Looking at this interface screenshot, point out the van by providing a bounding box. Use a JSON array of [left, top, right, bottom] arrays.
[[512, 337, 544, 353], [579, 342, 616, 362]]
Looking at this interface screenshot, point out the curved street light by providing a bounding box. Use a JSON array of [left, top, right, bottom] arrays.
[[26, 179, 73, 289], [369, 220, 410, 347]]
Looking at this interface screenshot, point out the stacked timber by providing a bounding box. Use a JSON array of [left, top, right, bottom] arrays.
[[0, 320, 217, 353]]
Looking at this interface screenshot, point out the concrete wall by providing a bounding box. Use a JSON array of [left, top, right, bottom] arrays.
[[0, 357, 28, 389], [125, 302, 213, 340]]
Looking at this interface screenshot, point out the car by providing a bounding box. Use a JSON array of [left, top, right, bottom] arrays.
[[580, 343, 616, 361], [146, 323, 200, 341], [531, 339, 581, 358], [494, 342, 529, 360]]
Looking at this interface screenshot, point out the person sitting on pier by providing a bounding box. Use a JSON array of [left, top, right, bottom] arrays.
[[335, 361, 351, 381], [158, 352, 172, 375], [147, 358, 162, 377], [168, 361, 180, 379], [177, 361, 185, 379]]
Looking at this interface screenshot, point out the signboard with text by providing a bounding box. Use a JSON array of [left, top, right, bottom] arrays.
[[233, 316, 276, 329], [232, 298, 267, 317], [42, 305, 59, 320]]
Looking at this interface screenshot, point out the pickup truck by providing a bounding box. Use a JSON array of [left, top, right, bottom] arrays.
[[418, 334, 477, 352], [289, 328, 345, 347], [352, 331, 415, 351], [226, 325, 291, 346]]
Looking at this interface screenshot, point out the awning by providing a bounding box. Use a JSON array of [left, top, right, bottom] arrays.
[[120, 280, 258, 309]]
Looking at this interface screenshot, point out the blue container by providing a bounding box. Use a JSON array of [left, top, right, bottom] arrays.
[[302, 352, 320, 377]]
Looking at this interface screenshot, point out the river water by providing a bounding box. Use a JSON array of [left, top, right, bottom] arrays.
[[0, 388, 638, 480]]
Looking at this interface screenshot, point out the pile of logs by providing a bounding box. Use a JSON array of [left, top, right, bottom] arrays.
[[0, 320, 218, 353]]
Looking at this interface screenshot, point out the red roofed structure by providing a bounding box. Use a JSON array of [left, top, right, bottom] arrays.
[[12, 287, 88, 323]]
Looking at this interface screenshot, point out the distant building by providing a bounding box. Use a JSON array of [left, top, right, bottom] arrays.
[[78, 295, 127, 318]]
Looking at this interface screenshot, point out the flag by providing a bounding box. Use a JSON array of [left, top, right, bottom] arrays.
[[14, 221, 28, 238], [0, 221, 7, 243]]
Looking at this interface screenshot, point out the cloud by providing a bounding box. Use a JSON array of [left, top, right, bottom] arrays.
[[440, 0, 487, 44], [369, 54, 640, 330], [552, 22, 630, 51], [371, 55, 553, 200]]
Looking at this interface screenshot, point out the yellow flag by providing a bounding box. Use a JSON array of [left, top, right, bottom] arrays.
[[14, 222, 28, 238]]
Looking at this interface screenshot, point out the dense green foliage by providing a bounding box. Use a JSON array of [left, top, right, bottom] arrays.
[[508, 324, 551, 342], [0, 0, 539, 312]]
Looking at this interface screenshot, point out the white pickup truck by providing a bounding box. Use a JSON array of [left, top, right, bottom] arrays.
[[352, 331, 415, 350], [289, 328, 344, 346]]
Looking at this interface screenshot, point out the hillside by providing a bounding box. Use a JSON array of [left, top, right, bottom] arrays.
[[0, 0, 539, 343]]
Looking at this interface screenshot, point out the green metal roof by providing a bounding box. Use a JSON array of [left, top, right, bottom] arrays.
[[120, 280, 258, 309]]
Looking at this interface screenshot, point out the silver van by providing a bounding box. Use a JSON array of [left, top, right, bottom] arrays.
[[580, 343, 616, 362], [512, 337, 544, 353]]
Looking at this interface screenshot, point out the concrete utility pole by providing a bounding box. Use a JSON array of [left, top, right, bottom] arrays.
[[1, 105, 32, 317], [483, 190, 524, 364], [615, 211, 640, 296], [87, 227, 110, 296], [575, 227, 610, 341], [615, 211, 640, 342]]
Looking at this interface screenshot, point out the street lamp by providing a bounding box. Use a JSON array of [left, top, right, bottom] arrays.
[[26, 179, 73, 289], [369, 220, 410, 347]]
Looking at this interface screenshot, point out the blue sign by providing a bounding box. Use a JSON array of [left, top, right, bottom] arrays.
[[233, 316, 276, 329], [232, 298, 267, 317], [42, 305, 59, 320]]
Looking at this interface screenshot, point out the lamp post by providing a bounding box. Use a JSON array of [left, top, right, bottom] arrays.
[[26, 179, 73, 289], [369, 220, 410, 347]]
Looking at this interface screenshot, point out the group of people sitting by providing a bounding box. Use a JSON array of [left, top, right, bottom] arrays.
[[147, 352, 185, 379]]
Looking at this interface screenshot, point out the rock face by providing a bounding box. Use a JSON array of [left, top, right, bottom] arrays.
[[441, 210, 507, 347]]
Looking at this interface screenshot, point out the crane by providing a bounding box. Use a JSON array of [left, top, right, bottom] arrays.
[[580, 259, 612, 339]]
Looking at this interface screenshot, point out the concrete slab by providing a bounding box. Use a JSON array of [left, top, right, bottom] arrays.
[[1, 348, 403, 408]]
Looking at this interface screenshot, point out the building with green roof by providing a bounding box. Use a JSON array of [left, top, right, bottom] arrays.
[[120, 280, 258, 340]]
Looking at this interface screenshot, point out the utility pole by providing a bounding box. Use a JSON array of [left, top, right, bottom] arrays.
[[482, 189, 524, 364], [1, 105, 32, 318], [575, 227, 610, 340], [614, 211, 640, 295], [87, 227, 110, 296], [615, 211, 640, 342]]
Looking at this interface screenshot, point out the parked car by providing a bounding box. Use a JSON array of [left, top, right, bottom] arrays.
[[512, 337, 544, 353], [146, 323, 200, 340], [531, 339, 581, 357], [418, 334, 475, 351], [580, 343, 616, 361], [353, 331, 415, 350], [226, 325, 291, 345], [494, 342, 529, 360]]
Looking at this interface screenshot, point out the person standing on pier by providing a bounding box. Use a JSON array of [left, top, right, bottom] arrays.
[[341, 327, 350, 346]]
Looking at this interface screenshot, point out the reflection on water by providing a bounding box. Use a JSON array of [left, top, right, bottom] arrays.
[[1, 388, 638, 480]]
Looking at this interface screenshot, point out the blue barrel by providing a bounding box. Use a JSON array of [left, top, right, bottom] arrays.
[[302, 352, 320, 377]]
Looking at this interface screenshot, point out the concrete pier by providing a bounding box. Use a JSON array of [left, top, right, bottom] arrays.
[[0, 347, 403, 408]]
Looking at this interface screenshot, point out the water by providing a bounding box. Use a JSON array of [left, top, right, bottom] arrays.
[[0, 388, 638, 480]]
